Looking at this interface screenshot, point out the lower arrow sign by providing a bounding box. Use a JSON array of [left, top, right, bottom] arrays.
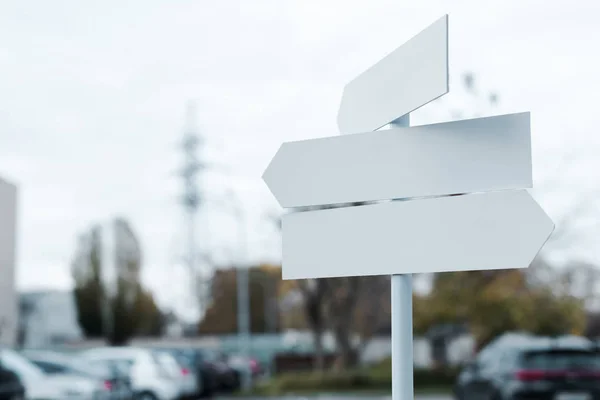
[[281, 190, 554, 280]]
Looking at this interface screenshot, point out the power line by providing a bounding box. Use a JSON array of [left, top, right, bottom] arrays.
[[178, 100, 206, 319]]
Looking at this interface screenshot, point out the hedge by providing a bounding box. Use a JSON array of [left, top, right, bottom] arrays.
[[250, 358, 459, 395]]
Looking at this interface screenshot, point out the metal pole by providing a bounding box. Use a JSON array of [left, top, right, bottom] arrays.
[[231, 198, 252, 392], [187, 207, 199, 307], [237, 266, 251, 390], [390, 114, 413, 400], [180, 100, 203, 318]]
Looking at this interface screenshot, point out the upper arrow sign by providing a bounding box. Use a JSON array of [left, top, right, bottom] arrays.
[[264, 112, 532, 209], [282, 190, 554, 280], [337, 15, 449, 134]]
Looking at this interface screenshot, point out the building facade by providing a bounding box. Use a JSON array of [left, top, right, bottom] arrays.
[[19, 290, 83, 348], [0, 177, 17, 346]]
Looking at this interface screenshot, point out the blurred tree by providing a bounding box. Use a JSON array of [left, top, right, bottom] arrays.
[[584, 312, 600, 338], [16, 296, 36, 347], [296, 279, 327, 370], [198, 265, 281, 334], [279, 303, 308, 330], [72, 227, 105, 338], [423, 266, 586, 352], [352, 276, 391, 342], [413, 293, 435, 336], [318, 275, 393, 369], [71, 220, 164, 345], [266, 211, 329, 370], [321, 277, 360, 368], [128, 284, 165, 337]]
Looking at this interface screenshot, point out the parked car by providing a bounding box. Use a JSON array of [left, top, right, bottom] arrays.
[[191, 349, 239, 393], [78, 347, 181, 400], [0, 359, 25, 400], [150, 351, 198, 400], [1, 347, 101, 400], [154, 348, 220, 397], [455, 334, 600, 400], [22, 350, 133, 399], [227, 354, 262, 378]]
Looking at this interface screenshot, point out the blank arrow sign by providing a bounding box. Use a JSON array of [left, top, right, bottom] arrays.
[[282, 190, 554, 280], [264, 112, 532, 209], [337, 15, 449, 134]]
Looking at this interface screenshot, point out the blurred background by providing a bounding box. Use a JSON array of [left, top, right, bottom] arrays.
[[1, 1, 600, 399]]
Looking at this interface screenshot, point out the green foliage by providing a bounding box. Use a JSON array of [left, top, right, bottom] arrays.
[[71, 221, 164, 345], [73, 282, 104, 338], [72, 227, 104, 338], [417, 268, 586, 350], [109, 283, 164, 345], [369, 357, 459, 387]]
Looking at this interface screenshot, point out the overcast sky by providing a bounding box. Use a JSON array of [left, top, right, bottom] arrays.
[[1, 0, 600, 316]]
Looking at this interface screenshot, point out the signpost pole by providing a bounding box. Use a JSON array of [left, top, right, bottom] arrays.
[[392, 274, 413, 400], [390, 114, 413, 400]]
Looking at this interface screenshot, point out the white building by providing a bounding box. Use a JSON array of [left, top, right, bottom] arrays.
[[19, 290, 83, 348], [0, 177, 17, 346]]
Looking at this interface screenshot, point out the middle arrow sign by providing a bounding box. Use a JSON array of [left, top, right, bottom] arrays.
[[263, 112, 532, 208]]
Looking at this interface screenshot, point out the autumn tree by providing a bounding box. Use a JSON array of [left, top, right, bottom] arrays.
[[321, 275, 392, 369], [198, 265, 281, 334], [422, 267, 586, 352]]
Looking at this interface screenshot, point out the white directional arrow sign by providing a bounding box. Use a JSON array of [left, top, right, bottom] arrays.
[[264, 112, 532, 208], [262, 13, 554, 400], [337, 15, 448, 134], [281, 190, 554, 280]]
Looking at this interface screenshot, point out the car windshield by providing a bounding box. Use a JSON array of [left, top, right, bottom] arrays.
[[68, 358, 112, 377], [164, 349, 194, 367], [198, 349, 220, 362], [144, 352, 175, 378], [79, 351, 136, 376], [26, 353, 111, 377], [0, 349, 45, 381], [522, 350, 600, 371], [173, 353, 194, 367]]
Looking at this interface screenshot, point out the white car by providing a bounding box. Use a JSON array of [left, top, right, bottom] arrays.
[[0, 348, 105, 400], [151, 351, 199, 399], [78, 347, 180, 400], [22, 350, 134, 400]]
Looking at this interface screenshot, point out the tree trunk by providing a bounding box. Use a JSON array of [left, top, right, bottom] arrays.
[[333, 324, 358, 369], [323, 278, 361, 369], [312, 323, 325, 371], [300, 280, 327, 372], [306, 296, 325, 372]]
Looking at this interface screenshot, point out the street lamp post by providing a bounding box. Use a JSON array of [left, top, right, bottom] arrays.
[[213, 190, 252, 392]]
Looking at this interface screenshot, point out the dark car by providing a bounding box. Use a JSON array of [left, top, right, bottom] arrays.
[[200, 350, 240, 393], [156, 348, 218, 397], [455, 335, 600, 400], [21, 350, 133, 400], [161, 347, 240, 395], [0, 361, 25, 400]]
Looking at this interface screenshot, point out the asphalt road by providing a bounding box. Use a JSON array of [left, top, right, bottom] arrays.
[[217, 396, 451, 400]]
